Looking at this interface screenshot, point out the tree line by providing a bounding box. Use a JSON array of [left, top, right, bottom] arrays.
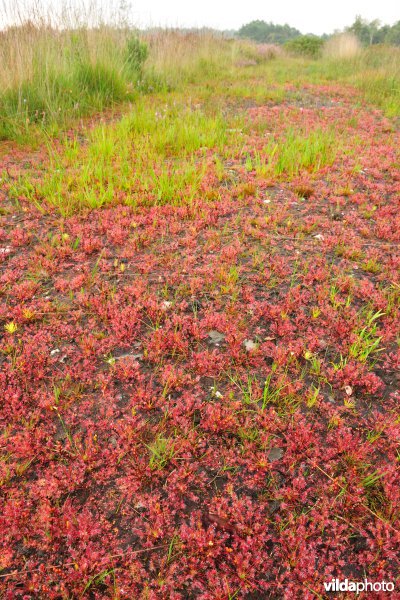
[[237, 16, 400, 47]]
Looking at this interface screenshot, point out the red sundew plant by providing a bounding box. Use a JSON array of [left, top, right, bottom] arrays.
[[0, 77, 399, 599]]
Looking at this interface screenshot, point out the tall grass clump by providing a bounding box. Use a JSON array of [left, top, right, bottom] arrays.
[[323, 33, 361, 59], [352, 46, 400, 117], [266, 126, 338, 178], [320, 44, 400, 117], [143, 29, 242, 87]]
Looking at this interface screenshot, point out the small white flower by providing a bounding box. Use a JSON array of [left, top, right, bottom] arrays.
[[243, 339, 257, 352], [210, 386, 223, 399]]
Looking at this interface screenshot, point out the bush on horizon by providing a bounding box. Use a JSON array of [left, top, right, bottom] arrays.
[[284, 35, 324, 58]]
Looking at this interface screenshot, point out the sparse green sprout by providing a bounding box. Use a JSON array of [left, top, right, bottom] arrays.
[[329, 284, 340, 308], [81, 568, 116, 596], [306, 386, 320, 408], [348, 310, 385, 363], [304, 352, 322, 376], [331, 354, 349, 371], [238, 427, 259, 443], [261, 369, 285, 410], [147, 435, 176, 470], [53, 385, 62, 406], [4, 321, 18, 334], [105, 354, 116, 366], [360, 204, 378, 219], [366, 429, 383, 444], [361, 469, 383, 489], [22, 308, 35, 320], [245, 154, 253, 172], [343, 397, 356, 409], [166, 535, 181, 565], [362, 258, 381, 274], [214, 155, 225, 181]]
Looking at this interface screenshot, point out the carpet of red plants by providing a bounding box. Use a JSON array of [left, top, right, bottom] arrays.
[[0, 85, 399, 598]]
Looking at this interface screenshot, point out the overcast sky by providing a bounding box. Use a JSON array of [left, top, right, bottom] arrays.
[[129, 1, 399, 34], [1, 0, 399, 34]]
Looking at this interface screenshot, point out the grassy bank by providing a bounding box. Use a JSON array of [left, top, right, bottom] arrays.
[[0, 24, 151, 141], [0, 23, 399, 144], [0, 25, 256, 143]]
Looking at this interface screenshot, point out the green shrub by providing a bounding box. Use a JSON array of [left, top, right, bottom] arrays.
[[285, 35, 324, 58]]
